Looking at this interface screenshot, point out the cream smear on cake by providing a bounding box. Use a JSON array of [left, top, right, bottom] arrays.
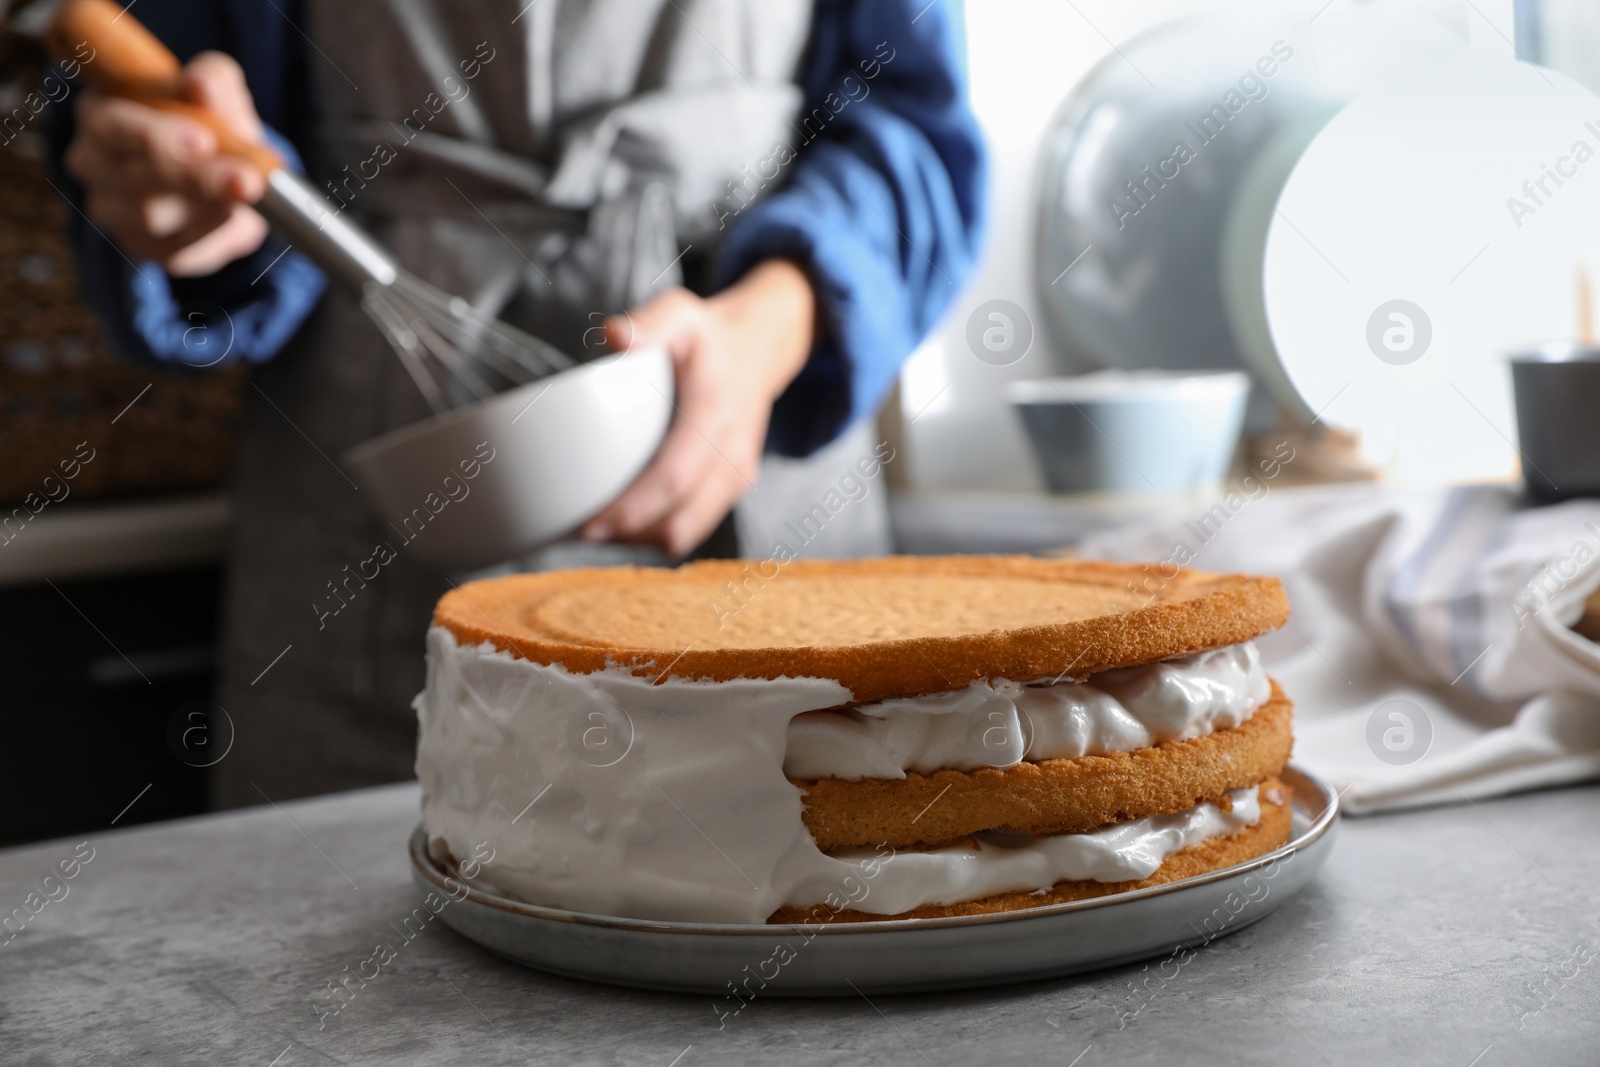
[[783, 642, 1269, 780], [415, 627, 1266, 924]]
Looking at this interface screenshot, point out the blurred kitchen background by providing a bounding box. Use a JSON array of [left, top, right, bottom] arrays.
[[2, 0, 1595, 844]]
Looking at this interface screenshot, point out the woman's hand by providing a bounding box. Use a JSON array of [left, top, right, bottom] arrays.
[[65, 51, 269, 276], [581, 258, 817, 556]]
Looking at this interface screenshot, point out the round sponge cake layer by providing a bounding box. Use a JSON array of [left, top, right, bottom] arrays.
[[434, 556, 1289, 704], [770, 777, 1294, 924], [796, 684, 1293, 851]]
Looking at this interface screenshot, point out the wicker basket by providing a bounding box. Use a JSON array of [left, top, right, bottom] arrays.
[[0, 9, 246, 508]]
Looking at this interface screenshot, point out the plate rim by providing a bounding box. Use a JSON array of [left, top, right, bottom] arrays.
[[409, 762, 1338, 937]]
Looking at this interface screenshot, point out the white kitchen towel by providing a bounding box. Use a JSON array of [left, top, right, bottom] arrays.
[[1076, 483, 1600, 814]]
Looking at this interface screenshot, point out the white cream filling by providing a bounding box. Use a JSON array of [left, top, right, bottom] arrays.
[[415, 628, 1266, 924], [784, 642, 1269, 780], [783, 787, 1260, 917]]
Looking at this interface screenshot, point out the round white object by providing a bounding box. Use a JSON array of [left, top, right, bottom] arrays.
[[1259, 54, 1600, 485]]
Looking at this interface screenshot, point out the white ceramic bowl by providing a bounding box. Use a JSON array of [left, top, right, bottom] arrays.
[[344, 347, 673, 569], [1008, 370, 1249, 494]]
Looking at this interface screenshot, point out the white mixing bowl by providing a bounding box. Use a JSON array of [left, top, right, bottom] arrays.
[[344, 346, 673, 569]]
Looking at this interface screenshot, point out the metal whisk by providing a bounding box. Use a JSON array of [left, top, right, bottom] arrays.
[[260, 165, 575, 415], [361, 275, 574, 415], [51, 0, 575, 416]]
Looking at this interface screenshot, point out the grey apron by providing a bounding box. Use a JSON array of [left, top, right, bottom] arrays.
[[212, 0, 892, 808]]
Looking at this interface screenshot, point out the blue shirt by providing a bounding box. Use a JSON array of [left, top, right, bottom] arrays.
[[52, 0, 986, 457]]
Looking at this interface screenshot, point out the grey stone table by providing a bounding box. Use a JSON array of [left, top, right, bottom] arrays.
[[3, 781, 1596, 1066]]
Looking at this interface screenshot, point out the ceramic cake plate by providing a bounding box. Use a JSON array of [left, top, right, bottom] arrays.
[[408, 763, 1338, 997]]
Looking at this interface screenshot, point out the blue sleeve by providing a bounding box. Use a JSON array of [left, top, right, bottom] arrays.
[[48, 0, 326, 369], [716, 0, 987, 458]]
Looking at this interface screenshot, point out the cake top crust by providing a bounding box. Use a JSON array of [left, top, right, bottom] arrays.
[[433, 555, 1288, 704]]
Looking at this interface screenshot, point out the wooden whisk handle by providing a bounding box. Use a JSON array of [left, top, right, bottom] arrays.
[[46, 0, 284, 178]]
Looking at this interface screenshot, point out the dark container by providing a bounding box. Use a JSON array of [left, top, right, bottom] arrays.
[[1511, 344, 1600, 500]]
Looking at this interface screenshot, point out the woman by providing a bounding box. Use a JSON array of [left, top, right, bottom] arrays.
[[56, 0, 985, 805]]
